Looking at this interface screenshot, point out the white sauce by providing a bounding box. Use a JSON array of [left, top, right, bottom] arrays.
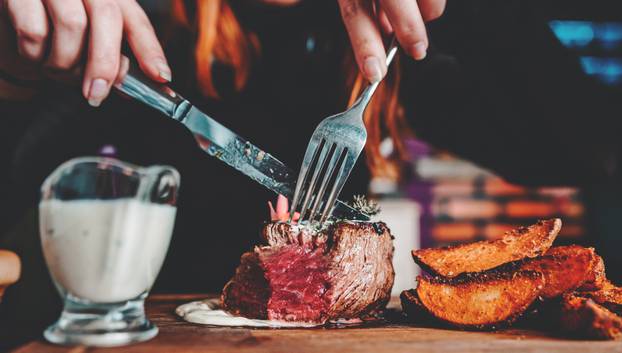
[[40, 199, 176, 303], [176, 299, 320, 328]]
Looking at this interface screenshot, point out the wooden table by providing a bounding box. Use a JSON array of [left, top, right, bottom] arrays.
[[12, 294, 622, 353]]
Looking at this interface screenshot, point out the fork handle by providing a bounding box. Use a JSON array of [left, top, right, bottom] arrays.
[[351, 36, 399, 111]]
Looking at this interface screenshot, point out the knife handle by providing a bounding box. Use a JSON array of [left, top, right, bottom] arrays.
[[114, 61, 190, 121]]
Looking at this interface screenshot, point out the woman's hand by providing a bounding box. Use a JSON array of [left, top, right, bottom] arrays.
[[338, 0, 446, 82], [0, 0, 170, 106]]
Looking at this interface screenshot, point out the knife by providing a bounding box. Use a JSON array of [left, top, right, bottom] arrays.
[[114, 63, 369, 221]]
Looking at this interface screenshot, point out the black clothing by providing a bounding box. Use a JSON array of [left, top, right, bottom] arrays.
[[0, 0, 621, 348]]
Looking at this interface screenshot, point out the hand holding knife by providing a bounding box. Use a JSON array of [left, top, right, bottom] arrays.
[[114, 62, 369, 222]]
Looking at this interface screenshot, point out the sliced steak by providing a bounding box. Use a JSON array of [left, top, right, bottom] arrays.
[[222, 221, 394, 324]]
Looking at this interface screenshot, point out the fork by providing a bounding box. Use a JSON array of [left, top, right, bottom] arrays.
[[289, 38, 399, 225]]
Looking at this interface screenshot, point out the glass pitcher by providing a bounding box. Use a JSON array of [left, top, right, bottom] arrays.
[[39, 157, 180, 347]]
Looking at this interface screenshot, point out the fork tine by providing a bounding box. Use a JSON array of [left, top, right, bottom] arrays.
[[299, 143, 335, 221], [289, 138, 324, 221], [307, 145, 345, 222], [319, 151, 357, 224]]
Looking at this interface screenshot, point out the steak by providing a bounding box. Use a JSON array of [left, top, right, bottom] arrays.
[[222, 221, 394, 323], [412, 219, 561, 278]]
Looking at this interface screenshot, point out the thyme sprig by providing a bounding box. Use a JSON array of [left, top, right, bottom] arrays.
[[349, 195, 381, 216]]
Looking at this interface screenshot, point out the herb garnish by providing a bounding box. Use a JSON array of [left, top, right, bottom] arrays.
[[349, 195, 381, 216]]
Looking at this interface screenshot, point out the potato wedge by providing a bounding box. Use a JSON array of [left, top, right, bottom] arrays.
[[577, 281, 622, 316], [411, 270, 544, 330], [413, 219, 561, 277], [560, 293, 622, 340], [520, 245, 605, 298]]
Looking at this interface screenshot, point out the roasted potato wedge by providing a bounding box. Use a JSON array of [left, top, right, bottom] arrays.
[[409, 270, 545, 330], [560, 293, 622, 340], [520, 245, 605, 298], [576, 281, 622, 316], [413, 219, 561, 277]]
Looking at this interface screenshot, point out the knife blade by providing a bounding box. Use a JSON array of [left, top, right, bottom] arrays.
[[115, 63, 369, 221]]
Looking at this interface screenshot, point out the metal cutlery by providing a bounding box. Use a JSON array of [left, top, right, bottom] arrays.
[[114, 62, 370, 221], [289, 38, 399, 225]]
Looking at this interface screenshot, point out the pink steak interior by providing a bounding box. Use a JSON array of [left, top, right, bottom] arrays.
[[261, 244, 331, 322]]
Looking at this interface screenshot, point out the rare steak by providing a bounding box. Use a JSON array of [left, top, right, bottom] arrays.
[[222, 221, 394, 323]]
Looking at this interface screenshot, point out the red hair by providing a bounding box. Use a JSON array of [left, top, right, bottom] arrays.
[[173, 0, 411, 179]]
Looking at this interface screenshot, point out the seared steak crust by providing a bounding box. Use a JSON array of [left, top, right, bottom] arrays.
[[221, 252, 270, 319], [262, 222, 328, 248], [327, 222, 394, 318]]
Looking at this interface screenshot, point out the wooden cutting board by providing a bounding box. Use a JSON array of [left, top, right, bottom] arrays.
[[12, 294, 622, 353]]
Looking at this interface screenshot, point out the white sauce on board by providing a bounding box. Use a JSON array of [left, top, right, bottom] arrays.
[[176, 299, 320, 328]]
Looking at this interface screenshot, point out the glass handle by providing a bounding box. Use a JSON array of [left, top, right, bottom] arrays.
[[140, 167, 181, 205]]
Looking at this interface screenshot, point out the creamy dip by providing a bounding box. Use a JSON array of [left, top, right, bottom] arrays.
[[40, 199, 176, 303], [176, 299, 320, 328]]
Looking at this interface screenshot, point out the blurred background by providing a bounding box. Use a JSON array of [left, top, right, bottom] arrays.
[[129, 0, 622, 296], [374, 16, 622, 291], [0, 0, 620, 294], [133, 2, 622, 292], [1, 0, 622, 349]]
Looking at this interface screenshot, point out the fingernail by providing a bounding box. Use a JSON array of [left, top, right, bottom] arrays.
[[88, 78, 109, 107], [156, 61, 172, 82], [411, 42, 427, 60], [363, 56, 383, 83]]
